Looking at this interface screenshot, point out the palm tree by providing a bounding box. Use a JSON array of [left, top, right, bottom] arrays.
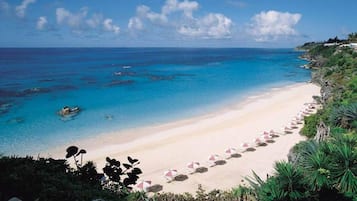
[[329, 141, 357, 194], [248, 161, 311, 201], [301, 150, 331, 191], [273, 162, 310, 200], [295, 140, 332, 191]]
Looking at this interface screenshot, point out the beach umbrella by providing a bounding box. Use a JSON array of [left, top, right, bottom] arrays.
[[208, 154, 220, 166], [292, 118, 303, 124], [261, 134, 272, 142], [269, 129, 276, 136], [187, 161, 200, 172], [294, 115, 303, 121], [225, 147, 237, 155], [301, 109, 310, 115], [240, 142, 251, 152], [136, 180, 152, 191], [290, 121, 297, 128], [253, 137, 264, 146], [283, 126, 293, 133], [208, 154, 220, 162], [164, 169, 178, 181], [263, 131, 274, 137], [241, 142, 250, 148], [263, 131, 270, 135]]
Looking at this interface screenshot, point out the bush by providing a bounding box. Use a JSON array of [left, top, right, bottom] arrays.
[[0, 156, 123, 201], [330, 103, 357, 129], [301, 114, 319, 137]]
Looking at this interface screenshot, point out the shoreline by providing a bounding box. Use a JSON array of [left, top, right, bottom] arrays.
[[47, 82, 320, 194]]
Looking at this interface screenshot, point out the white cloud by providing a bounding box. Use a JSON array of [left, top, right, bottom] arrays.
[[36, 16, 47, 30], [86, 13, 103, 28], [248, 10, 301, 41], [56, 7, 88, 28], [103, 18, 120, 34], [128, 17, 143, 30], [55, 7, 120, 35], [15, 0, 36, 18], [128, 0, 232, 39], [137, 5, 167, 24], [162, 0, 199, 18], [178, 13, 232, 38]]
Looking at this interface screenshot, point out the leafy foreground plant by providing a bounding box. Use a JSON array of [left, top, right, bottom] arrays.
[[247, 161, 310, 201], [103, 156, 142, 192], [330, 103, 357, 129], [0, 145, 145, 201], [0, 156, 124, 201]]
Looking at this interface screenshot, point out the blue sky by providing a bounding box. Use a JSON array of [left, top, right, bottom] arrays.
[[0, 0, 356, 47]]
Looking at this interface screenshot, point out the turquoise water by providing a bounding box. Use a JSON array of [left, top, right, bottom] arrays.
[[0, 48, 310, 155]]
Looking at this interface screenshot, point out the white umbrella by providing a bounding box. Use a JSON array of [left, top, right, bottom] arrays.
[[240, 142, 251, 152], [187, 161, 200, 172], [225, 147, 237, 155], [283, 126, 293, 133], [164, 169, 178, 181], [253, 137, 264, 146], [208, 154, 219, 166], [302, 109, 310, 115], [263, 131, 270, 135], [136, 180, 152, 191], [263, 131, 274, 137], [261, 134, 272, 142], [292, 119, 302, 125], [269, 129, 276, 136], [290, 121, 297, 127], [208, 154, 220, 162]]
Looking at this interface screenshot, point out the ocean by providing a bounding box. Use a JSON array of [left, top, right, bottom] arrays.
[[0, 48, 310, 155]]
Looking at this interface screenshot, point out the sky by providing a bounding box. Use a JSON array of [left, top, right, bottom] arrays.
[[0, 0, 356, 48]]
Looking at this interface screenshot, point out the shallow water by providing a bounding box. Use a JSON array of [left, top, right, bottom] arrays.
[[0, 48, 310, 155]]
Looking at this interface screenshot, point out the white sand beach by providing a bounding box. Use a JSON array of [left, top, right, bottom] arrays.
[[49, 82, 320, 194]]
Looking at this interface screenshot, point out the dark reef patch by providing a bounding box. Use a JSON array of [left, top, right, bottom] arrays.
[[105, 80, 135, 87]]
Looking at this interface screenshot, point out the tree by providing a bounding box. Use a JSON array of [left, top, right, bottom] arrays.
[[65, 145, 87, 168], [328, 138, 357, 194], [103, 156, 142, 193], [247, 162, 310, 201]]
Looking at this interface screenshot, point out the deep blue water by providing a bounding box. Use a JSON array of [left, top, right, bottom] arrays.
[[0, 48, 310, 155]]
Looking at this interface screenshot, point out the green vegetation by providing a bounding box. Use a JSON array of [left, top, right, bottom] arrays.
[[0, 146, 143, 201], [247, 35, 357, 201]]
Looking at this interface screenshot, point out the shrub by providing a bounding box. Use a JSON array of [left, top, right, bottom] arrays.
[[330, 103, 357, 129], [301, 114, 319, 137]]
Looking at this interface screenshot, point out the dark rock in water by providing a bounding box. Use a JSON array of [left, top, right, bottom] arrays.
[[106, 80, 134, 87], [173, 73, 195, 77], [19, 87, 51, 96], [6, 117, 25, 124], [148, 75, 175, 81], [0, 89, 18, 97], [105, 114, 114, 120], [38, 78, 54, 82], [0, 101, 13, 116], [284, 73, 297, 77], [52, 85, 78, 91]]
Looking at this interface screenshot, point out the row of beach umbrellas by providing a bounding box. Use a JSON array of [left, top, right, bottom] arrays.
[[135, 101, 318, 191]]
